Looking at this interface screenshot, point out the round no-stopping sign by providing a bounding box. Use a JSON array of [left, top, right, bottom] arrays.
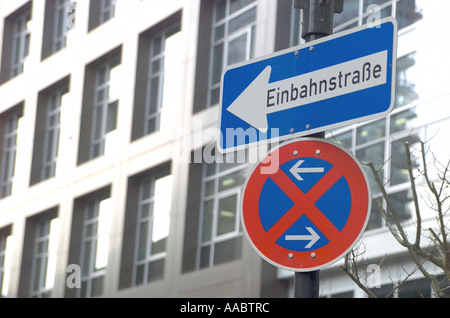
[[241, 138, 371, 272]]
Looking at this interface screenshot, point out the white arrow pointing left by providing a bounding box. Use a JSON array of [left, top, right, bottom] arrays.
[[285, 227, 320, 249], [226, 65, 273, 134], [289, 160, 324, 181]]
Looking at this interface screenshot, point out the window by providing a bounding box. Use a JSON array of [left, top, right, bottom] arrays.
[[88, 0, 117, 31], [144, 26, 179, 135], [395, 0, 423, 30], [131, 12, 181, 140], [79, 197, 110, 297], [183, 148, 249, 271], [0, 105, 23, 199], [398, 278, 431, 298], [0, 226, 12, 297], [90, 62, 117, 159], [54, 0, 75, 53], [52, 0, 75, 53], [197, 156, 248, 269], [18, 209, 59, 298], [371, 278, 432, 298], [31, 77, 69, 185], [0, 234, 5, 296], [208, 0, 257, 107], [99, 0, 116, 24], [67, 187, 111, 298], [10, 8, 31, 78], [42, 87, 64, 180], [134, 170, 172, 285], [332, 0, 423, 32], [30, 217, 56, 297], [78, 47, 121, 164], [119, 164, 172, 289], [183, 149, 249, 272], [372, 275, 450, 298], [42, 0, 76, 59], [0, 2, 31, 83], [193, 0, 257, 112], [330, 291, 354, 298]]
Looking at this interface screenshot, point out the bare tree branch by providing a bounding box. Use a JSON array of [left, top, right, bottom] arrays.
[[341, 249, 378, 298], [405, 142, 421, 247], [343, 139, 450, 297], [367, 162, 408, 246], [420, 141, 450, 270]]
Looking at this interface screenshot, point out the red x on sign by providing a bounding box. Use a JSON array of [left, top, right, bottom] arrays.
[[241, 138, 371, 272]]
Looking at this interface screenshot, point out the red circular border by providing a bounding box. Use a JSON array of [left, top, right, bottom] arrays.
[[242, 138, 371, 272]]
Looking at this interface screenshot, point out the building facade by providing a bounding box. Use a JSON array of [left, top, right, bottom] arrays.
[[0, 0, 449, 298]]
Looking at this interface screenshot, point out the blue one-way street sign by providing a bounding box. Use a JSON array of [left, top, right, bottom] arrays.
[[218, 18, 397, 153]]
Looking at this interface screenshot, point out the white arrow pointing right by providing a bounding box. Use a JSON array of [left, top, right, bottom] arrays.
[[285, 227, 320, 249]]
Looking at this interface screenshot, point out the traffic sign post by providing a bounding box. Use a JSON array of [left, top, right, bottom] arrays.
[[218, 17, 397, 153], [241, 138, 371, 272], [291, 0, 344, 296]]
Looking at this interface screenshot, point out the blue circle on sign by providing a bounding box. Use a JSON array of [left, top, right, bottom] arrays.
[[258, 158, 352, 252]]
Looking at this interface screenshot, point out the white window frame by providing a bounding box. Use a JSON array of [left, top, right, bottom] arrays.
[[207, 0, 258, 107], [0, 233, 8, 296], [0, 112, 20, 199], [41, 87, 65, 181], [132, 171, 172, 286], [10, 9, 31, 78], [52, 0, 76, 53], [99, 0, 116, 25], [144, 24, 179, 135], [29, 216, 56, 298], [78, 197, 109, 298], [196, 153, 248, 270], [90, 60, 117, 159]]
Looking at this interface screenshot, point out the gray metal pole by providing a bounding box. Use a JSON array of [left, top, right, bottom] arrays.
[[294, 271, 320, 298], [292, 0, 343, 298], [295, 0, 343, 42]]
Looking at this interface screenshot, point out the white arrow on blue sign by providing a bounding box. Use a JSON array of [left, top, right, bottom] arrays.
[[218, 18, 398, 153]]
